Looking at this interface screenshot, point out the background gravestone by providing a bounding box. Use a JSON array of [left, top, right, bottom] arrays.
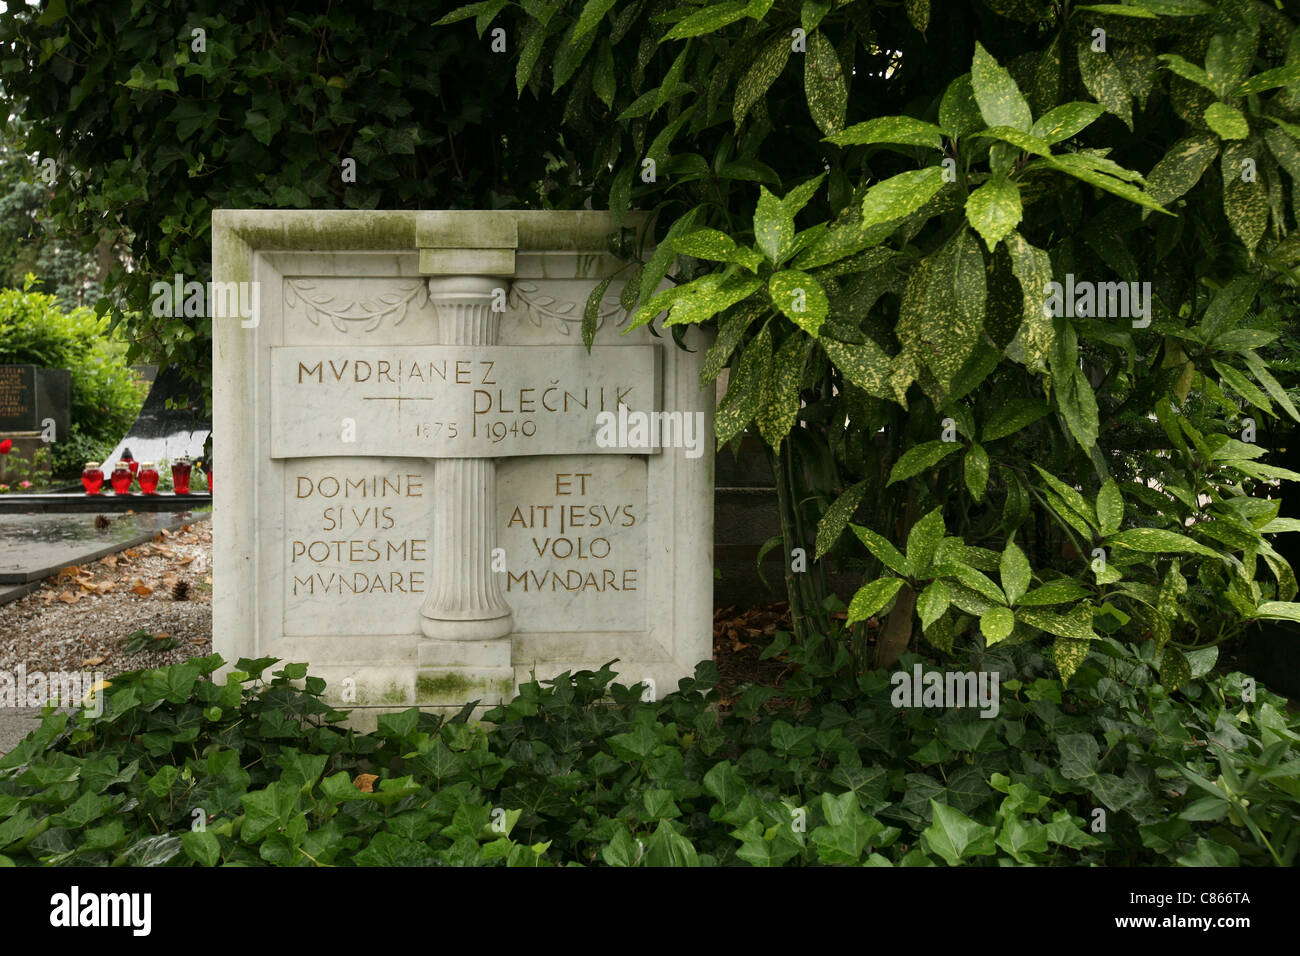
[[213, 210, 715, 727], [0, 364, 69, 483]]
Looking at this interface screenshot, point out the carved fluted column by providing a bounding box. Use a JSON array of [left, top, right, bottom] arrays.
[[419, 276, 514, 641]]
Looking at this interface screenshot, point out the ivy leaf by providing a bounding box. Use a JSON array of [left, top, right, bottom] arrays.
[[757, 334, 808, 446], [847, 576, 905, 625], [827, 115, 945, 149], [921, 801, 996, 865], [734, 33, 792, 129], [1204, 102, 1249, 140], [1076, 42, 1133, 129], [971, 42, 1032, 133], [769, 270, 828, 336], [888, 440, 960, 485], [805, 31, 847, 135], [815, 480, 867, 559], [860, 167, 947, 228], [965, 177, 1022, 250], [181, 829, 221, 867]]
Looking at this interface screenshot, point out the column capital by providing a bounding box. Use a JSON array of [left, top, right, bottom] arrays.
[[418, 213, 519, 276]]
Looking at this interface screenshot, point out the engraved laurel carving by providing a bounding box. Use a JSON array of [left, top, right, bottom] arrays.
[[284, 279, 429, 333], [508, 280, 630, 336]]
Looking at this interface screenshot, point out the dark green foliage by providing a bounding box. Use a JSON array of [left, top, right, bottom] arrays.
[[0, 283, 145, 473], [0, 1, 571, 389], [0, 650, 1294, 866]]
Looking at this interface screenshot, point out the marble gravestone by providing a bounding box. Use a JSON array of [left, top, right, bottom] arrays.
[[213, 210, 714, 726]]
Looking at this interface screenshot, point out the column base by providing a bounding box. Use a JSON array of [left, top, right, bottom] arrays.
[[418, 610, 513, 641]]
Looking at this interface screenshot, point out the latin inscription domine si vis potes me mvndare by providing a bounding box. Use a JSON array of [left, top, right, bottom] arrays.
[[214, 210, 714, 726]]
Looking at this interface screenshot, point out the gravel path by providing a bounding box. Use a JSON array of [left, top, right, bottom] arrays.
[[0, 520, 213, 677]]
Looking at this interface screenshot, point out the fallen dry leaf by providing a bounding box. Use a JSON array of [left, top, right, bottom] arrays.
[[82, 657, 104, 666], [178, 555, 195, 566], [58, 591, 79, 604], [353, 774, 378, 793], [99, 555, 119, 568], [132, 584, 153, 596]]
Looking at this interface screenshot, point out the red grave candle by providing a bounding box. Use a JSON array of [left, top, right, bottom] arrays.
[[81, 462, 104, 495], [172, 457, 192, 495], [110, 462, 132, 495], [139, 461, 160, 495]]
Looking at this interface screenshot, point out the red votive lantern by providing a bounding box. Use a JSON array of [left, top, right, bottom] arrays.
[[110, 462, 133, 495], [204, 467, 212, 493], [81, 461, 104, 495], [172, 457, 192, 495], [138, 461, 160, 495], [122, 452, 139, 477]]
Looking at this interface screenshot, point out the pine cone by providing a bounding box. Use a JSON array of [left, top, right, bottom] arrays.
[[94, 514, 111, 530], [172, 579, 190, 601]]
